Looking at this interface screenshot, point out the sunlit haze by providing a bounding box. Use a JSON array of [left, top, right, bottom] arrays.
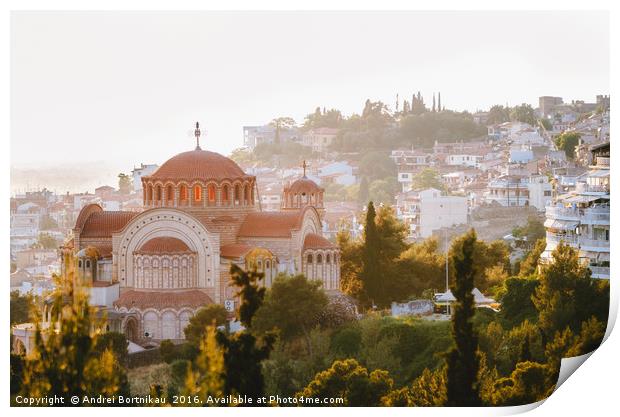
[[11, 11, 609, 192]]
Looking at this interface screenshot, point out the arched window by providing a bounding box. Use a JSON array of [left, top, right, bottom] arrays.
[[326, 253, 331, 264], [78, 260, 82, 268], [193, 184, 202, 202], [265, 260, 270, 269], [85, 260, 91, 268], [146, 184, 153, 203], [234, 184, 241, 204], [166, 185, 174, 203], [244, 184, 251, 205], [179, 185, 188, 204], [317, 254, 322, 264], [257, 260, 262, 270], [222, 185, 230, 204], [208, 184, 216, 202], [307, 254, 313, 264], [155, 185, 162, 202]]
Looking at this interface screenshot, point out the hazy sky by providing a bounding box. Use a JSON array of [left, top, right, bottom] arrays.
[[11, 11, 609, 175]]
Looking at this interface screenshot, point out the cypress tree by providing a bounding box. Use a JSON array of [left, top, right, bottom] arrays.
[[445, 229, 481, 406], [432, 94, 436, 112], [438, 92, 442, 112], [358, 176, 370, 208], [361, 202, 382, 308]]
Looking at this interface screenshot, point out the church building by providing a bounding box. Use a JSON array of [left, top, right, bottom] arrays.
[[66, 123, 340, 344]]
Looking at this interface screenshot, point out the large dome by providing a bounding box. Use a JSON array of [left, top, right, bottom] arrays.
[[149, 149, 248, 182]]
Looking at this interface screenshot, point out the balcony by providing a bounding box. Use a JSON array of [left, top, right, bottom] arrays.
[[546, 206, 610, 225], [579, 237, 610, 251], [589, 266, 610, 279], [595, 157, 610, 167]]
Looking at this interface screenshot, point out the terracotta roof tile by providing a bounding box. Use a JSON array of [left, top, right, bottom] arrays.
[[237, 211, 302, 238], [114, 289, 213, 310], [80, 211, 138, 238], [303, 233, 336, 250], [135, 237, 193, 254], [220, 243, 254, 259], [147, 149, 251, 182], [285, 177, 322, 194]]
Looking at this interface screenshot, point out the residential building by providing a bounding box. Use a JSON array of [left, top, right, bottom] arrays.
[[484, 175, 552, 210], [131, 163, 159, 193], [541, 142, 609, 279], [302, 128, 339, 153], [395, 188, 468, 239]]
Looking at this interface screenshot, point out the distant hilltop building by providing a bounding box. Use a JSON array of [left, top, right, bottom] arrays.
[[60, 123, 340, 345]]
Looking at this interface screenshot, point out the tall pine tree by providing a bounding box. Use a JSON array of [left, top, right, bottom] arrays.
[[438, 92, 442, 112], [361, 202, 382, 308], [445, 229, 481, 406]]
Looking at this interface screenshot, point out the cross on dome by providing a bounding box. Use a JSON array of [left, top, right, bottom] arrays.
[[194, 121, 202, 150], [302, 160, 308, 177]]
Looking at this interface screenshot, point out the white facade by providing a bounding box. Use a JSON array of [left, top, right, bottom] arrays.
[[131, 163, 159, 192], [302, 128, 339, 153], [541, 154, 609, 279], [446, 154, 483, 168], [396, 188, 468, 239], [484, 175, 552, 210]]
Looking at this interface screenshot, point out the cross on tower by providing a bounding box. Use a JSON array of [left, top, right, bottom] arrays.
[[194, 121, 201, 150], [302, 160, 308, 177]]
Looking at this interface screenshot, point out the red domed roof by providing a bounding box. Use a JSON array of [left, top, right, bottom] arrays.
[[303, 233, 336, 250], [287, 177, 322, 195], [148, 149, 248, 182], [135, 237, 194, 254]]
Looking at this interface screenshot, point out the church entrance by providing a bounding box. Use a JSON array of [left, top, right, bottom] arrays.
[[124, 317, 139, 343]]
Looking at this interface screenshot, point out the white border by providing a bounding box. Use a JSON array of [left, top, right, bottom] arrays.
[[2, 2, 616, 416]]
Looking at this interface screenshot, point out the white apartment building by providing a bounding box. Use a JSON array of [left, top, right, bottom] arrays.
[[541, 143, 609, 279], [484, 175, 552, 211], [396, 188, 468, 239]]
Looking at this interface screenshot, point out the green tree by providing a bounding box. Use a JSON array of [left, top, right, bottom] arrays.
[[554, 131, 581, 159], [184, 304, 228, 346], [252, 274, 328, 354], [412, 168, 446, 191], [35, 233, 58, 249], [336, 230, 363, 299], [487, 105, 511, 125], [445, 229, 481, 406], [533, 242, 597, 342], [117, 173, 132, 195], [214, 265, 275, 398], [297, 358, 394, 406], [183, 325, 225, 405], [269, 117, 296, 146], [512, 216, 545, 248], [393, 237, 445, 299], [358, 176, 369, 207], [518, 238, 546, 277], [490, 361, 552, 406], [360, 202, 382, 308], [10, 291, 33, 325], [18, 263, 129, 403], [382, 367, 447, 406], [358, 151, 397, 183], [510, 104, 536, 125], [497, 278, 539, 329]]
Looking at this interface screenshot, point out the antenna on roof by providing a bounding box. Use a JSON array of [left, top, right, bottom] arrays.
[[194, 121, 202, 150]]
